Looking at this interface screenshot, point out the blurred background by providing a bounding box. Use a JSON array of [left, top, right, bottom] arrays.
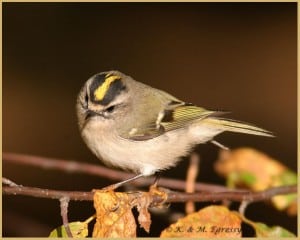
[[3, 2, 297, 237]]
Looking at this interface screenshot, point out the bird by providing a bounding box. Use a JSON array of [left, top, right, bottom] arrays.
[[76, 70, 272, 189]]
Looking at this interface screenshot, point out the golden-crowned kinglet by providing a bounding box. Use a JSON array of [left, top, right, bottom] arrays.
[[77, 70, 272, 187]]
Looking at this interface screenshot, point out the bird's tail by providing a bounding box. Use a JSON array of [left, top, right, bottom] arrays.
[[203, 117, 274, 137]]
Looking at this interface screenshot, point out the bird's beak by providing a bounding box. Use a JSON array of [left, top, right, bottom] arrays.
[[85, 109, 104, 120]]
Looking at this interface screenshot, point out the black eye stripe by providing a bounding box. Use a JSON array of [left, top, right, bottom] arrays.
[[80, 90, 89, 109]]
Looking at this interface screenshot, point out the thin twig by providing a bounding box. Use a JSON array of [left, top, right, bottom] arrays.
[[239, 200, 249, 216], [185, 153, 200, 214], [59, 196, 72, 237], [2, 177, 19, 187], [3, 152, 243, 192]]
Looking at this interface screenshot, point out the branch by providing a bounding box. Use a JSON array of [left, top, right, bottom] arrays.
[[3, 152, 240, 192], [59, 196, 72, 238], [3, 152, 297, 207], [3, 180, 297, 205], [3, 184, 93, 201], [185, 153, 200, 214], [165, 185, 297, 203]]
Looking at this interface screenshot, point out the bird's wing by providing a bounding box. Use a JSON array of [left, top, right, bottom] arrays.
[[121, 101, 225, 141]]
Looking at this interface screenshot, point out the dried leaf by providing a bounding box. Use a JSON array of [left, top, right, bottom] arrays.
[[215, 148, 297, 214], [215, 148, 285, 190], [49, 221, 88, 238], [136, 192, 152, 232], [92, 190, 136, 237], [161, 205, 242, 237], [134, 186, 169, 233]]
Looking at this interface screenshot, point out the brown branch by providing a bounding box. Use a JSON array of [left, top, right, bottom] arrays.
[[3, 152, 241, 192], [2, 152, 297, 207], [185, 153, 200, 214], [3, 180, 297, 205], [3, 184, 93, 201], [165, 185, 297, 203]]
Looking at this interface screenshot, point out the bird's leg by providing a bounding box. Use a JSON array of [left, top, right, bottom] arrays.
[[150, 172, 161, 189], [210, 140, 230, 150], [102, 173, 144, 191], [149, 172, 168, 206]]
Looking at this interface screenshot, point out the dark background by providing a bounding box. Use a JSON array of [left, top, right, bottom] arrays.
[[3, 2, 297, 237]]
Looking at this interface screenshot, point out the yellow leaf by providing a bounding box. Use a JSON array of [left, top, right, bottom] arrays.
[[92, 190, 136, 237], [215, 148, 297, 214], [136, 192, 152, 233], [215, 148, 286, 191], [161, 205, 242, 237]]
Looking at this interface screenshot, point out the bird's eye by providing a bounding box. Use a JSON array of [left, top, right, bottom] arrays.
[[105, 105, 115, 113]]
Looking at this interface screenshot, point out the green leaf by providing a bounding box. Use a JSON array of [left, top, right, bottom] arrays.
[[277, 170, 297, 185], [227, 172, 239, 188], [239, 171, 257, 186], [271, 170, 297, 210], [227, 171, 257, 188], [240, 214, 296, 237], [49, 221, 88, 238], [254, 222, 296, 237]]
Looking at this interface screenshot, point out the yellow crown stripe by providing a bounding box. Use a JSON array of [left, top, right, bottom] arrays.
[[94, 75, 121, 101]]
